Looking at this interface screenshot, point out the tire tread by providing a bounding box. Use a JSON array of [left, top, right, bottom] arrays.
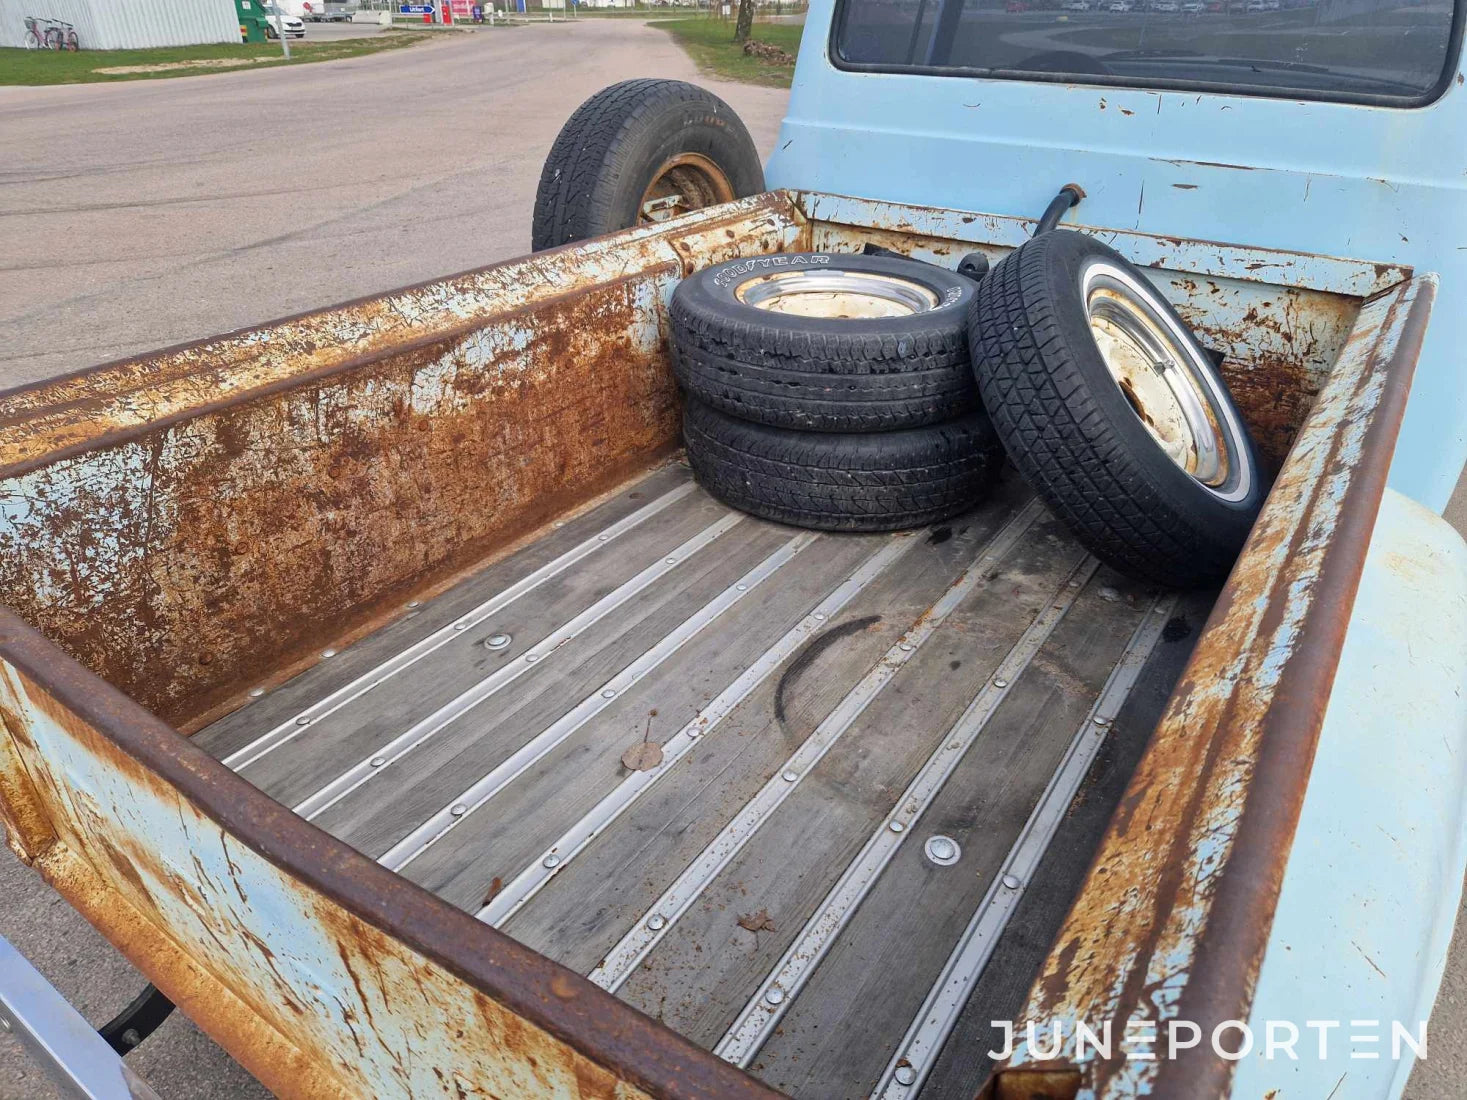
[[970, 232, 1252, 587], [683, 398, 1003, 531]]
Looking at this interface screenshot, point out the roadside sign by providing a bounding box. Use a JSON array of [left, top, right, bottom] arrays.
[[400, 3, 434, 12]]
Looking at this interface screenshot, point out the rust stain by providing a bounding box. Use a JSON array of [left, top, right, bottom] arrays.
[[1176, 285, 1358, 474], [990, 276, 1433, 1099], [1161, 158, 1258, 172], [0, 194, 803, 474], [0, 198, 809, 729], [994, 1068, 1083, 1100]]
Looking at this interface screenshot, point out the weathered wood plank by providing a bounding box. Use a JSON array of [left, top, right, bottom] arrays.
[[195, 463, 694, 760], [502, 480, 1033, 974], [234, 486, 731, 806], [917, 592, 1211, 1100], [746, 568, 1157, 1098], [613, 516, 1087, 1045], [398, 530, 888, 910], [316, 519, 796, 856]]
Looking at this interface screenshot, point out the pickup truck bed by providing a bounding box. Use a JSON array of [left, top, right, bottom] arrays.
[[194, 458, 1204, 1097], [0, 190, 1435, 1099]]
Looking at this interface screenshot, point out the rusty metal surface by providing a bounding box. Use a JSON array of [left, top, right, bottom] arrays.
[[988, 274, 1435, 1099], [799, 193, 1412, 298], [0, 194, 808, 728], [0, 608, 788, 1100], [810, 202, 1367, 474]]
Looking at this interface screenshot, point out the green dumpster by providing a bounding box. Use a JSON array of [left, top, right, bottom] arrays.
[[235, 0, 270, 42]]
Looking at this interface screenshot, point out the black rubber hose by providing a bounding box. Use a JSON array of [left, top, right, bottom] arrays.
[[1034, 185, 1085, 236]]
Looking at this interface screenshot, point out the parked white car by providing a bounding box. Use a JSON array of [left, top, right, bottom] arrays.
[[1108, 0, 1134, 11], [264, 4, 307, 37], [1062, 0, 1092, 10]]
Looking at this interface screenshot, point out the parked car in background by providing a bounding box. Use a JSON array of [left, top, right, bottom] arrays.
[[1062, 0, 1091, 10], [1182, 0, 1206, 10], [306, 6, 354, 20], [1152, 0, 1180, 11], [1108, 0, 1133, 10], [264, 4, 307, 36]]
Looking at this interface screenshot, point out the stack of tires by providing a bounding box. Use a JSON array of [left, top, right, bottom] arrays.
[[532, 77, 1268, 588], [669, 252, 1007, 532]]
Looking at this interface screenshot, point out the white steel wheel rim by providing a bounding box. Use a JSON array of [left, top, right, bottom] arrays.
[[734, 269, 940, 320], [1080, 260, 1253, 503]]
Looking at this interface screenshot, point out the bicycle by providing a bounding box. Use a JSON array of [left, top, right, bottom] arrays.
[[22, 16, 79, 50]]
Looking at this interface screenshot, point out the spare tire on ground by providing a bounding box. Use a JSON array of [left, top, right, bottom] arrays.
[[532, 79, 765, 252], [671, 252, 981, 432], [682, 396, 1004, 532], [968, 230, 1264, 589]]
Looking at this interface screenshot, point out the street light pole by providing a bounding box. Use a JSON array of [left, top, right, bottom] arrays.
[[275, 10, 291, 58]]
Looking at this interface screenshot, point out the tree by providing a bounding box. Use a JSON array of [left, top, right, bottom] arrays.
[[734, 0, 755, 44]]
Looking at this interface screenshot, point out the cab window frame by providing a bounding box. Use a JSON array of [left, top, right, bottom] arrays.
[[827, 0, 1466, 109]]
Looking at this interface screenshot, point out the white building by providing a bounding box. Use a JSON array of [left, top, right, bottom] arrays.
[[0, 0, 240, 49]]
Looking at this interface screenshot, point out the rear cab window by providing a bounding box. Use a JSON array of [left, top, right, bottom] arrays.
[[832, 0, 1461, 105]]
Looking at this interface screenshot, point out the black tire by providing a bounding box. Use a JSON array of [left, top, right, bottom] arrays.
[[683, 397, 1004, 532], [532, 79, 764, 252], [671, 252, 981, 433], [969, 230, 1264, 588]]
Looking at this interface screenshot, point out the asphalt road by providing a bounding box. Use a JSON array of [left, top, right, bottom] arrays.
[[0, 19, 787, 390], [1, 16, 1465, 1099]]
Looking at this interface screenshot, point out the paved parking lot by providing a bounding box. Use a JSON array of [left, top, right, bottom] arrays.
[[0, 15, 1464, 1098]]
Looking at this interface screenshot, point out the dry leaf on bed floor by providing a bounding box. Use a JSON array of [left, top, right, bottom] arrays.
[[621, 741, 663, 771], [738, 909, 777, 933]]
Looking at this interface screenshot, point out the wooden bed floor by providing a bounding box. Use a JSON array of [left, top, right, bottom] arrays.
[[196, 459, 1203, 1098]]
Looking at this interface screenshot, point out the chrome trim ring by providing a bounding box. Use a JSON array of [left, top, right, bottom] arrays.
[[734, 269, 941, 320], [1080, 259, 1254, 503]]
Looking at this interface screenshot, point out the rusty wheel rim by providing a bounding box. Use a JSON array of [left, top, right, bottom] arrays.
[[1081, 259, 1254, 503], [638, 153, 735, 225]]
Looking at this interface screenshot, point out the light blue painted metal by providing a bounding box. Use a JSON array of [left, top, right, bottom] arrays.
[[0, 0, 239, 49], [0, 935, 161, 1100], [767, 0, 1467, 511], [1233, 490, 1467, 1099], [0, 656, 642, 1099]]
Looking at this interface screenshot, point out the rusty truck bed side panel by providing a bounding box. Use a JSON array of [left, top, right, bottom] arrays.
[[0, 195, 807, 729], [0, 610, 783, 1100], [988, 274, 1435, 1099]]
